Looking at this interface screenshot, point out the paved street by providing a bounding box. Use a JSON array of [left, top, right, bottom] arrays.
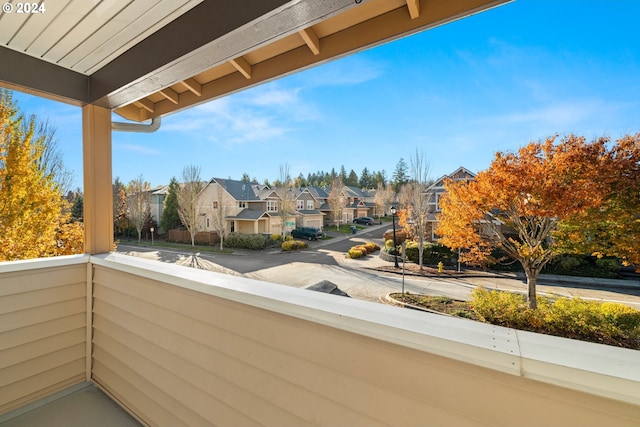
[[117, 223, 640, 309]]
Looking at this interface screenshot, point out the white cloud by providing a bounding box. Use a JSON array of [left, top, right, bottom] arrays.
[[300, 54, 385, 88], [161, 82, 319, 146], [475, 100, 626, 131], [119, 144, 161, 155]]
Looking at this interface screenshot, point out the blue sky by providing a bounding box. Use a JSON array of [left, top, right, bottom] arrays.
[[12, 0, 640, 189]]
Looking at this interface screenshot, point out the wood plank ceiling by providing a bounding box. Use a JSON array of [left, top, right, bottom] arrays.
[[0, 0, 510, 122]]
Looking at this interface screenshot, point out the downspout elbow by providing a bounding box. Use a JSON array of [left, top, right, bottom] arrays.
[[112, 117, 161, 133]]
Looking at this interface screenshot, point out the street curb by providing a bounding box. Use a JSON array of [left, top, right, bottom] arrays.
[[367, 265, 640, 291]]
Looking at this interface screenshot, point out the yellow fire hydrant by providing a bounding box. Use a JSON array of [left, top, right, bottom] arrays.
[[438, 261, 444, 273]]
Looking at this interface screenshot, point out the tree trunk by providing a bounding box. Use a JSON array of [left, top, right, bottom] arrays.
[[523, 265, 538, 309]]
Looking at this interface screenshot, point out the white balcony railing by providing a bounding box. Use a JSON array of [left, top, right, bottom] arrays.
[[2, 254, 639, 426]]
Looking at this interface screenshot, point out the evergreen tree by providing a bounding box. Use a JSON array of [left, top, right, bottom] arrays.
[[345, 169, 359, 187], [294, 173, 308, 187], [339, 165, 347, 182], [71, 194, 84, 221], [360, 167, 372, 189], [160, 176, 182, 233], [373, 170, 387, 187], [392, 157, 409, 192], [329, 168, 338, 183]]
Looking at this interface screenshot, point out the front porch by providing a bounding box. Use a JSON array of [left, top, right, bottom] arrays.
[[1, 254, 639, 426]]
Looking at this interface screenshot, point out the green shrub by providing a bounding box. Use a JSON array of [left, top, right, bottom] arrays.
[[471, 287, 535, 329], [223, 232, 266, 250], [422, 242, 456, 266], [471, 287, 640, 348], [384, 239, 400, 255], [281, 240, 308, 251], [399, 241, 455, 265], [551, 254, 584, 272], [270, 234, 282, 242], [543, 254, 620, 278], [403, 240, 419, 262], [595, 257, 620, 274]]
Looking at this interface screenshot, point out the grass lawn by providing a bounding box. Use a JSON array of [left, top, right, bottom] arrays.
[[328, 224, 366, 234]]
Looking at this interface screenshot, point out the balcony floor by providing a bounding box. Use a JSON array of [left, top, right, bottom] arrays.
[[0, 383, 141, 427]]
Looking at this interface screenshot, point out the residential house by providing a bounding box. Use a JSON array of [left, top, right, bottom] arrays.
[[196, 178, 297, 236], [426, 166, 477, 241], [149, 185, 168, 231], [293, 187, 325, 229], [341, 186, 377, 220], [306, 185, 334, 226]]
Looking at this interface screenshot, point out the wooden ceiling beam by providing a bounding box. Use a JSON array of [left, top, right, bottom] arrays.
[[159, 87, 179, 104], [230, 56, 252, 79], [134, 98, 155, 113], [181, 78, 202, 96], [407, 0, 420, 19], [299, 27, 321, 55]]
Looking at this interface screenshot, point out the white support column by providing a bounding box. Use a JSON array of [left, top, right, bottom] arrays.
[[83, 105, 114, 254]]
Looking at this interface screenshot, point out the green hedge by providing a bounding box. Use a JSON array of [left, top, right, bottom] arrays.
[[223, 232, 266, 250], [393, 241, 456, 266], [472, 287, 640, 348]]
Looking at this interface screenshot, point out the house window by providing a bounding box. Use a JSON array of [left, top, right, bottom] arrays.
[[267, 200, 278, 212], [306, 200, 314, 210], [296, 200, 304, 210], [435, 193, 442, 212], [213, 201, 218, 209], [238, 201, 246, 208], [206, 218, 210, 229]]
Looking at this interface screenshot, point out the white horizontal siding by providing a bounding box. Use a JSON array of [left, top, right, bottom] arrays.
[[0, 259, 88, 415]]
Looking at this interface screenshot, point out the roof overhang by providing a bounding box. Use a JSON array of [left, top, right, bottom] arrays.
[[0, 0, 510, 121]]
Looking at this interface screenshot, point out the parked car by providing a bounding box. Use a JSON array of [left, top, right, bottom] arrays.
[[353, 217, 374, 225], [291, 227, 323, 241]]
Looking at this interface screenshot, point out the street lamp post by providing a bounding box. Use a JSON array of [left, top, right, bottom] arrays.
[[390, 205, 399, 268], [150, 227, 154, 245]]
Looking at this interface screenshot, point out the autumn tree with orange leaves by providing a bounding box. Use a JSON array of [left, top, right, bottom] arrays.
[[553, 134, 639, 267], [436, 135, 622, 309]]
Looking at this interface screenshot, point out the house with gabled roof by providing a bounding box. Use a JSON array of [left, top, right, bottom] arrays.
[[196, 178, 296, 236], [293, 187, 325, 230], [341, 185, 377, 220]]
